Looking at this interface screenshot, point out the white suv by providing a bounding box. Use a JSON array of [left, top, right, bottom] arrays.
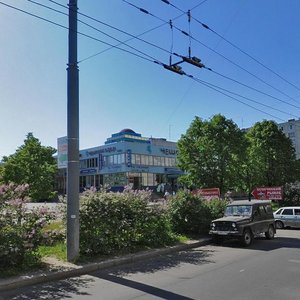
[[273, 207, 300, 229]]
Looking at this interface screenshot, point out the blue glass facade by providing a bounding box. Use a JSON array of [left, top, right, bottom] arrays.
[[57, 129, 183, 193]]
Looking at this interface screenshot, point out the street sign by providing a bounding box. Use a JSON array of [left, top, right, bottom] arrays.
[[193, 188, 220, 200], [251, 186, 283, 200]]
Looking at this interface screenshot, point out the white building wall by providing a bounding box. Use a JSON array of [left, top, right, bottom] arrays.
[[278, 119, 300, 159]]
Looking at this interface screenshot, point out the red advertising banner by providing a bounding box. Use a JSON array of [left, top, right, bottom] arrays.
[[193, 188, 220, 200], [251, 187, 283, 200]]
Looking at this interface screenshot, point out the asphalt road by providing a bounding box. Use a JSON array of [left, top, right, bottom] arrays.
[[1, 229, 299, 300]]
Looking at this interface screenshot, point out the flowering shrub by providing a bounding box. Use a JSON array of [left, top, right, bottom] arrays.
[[0, 183, 55, 269], [79, 187, 175, 256], [167, 190, 212, 234]]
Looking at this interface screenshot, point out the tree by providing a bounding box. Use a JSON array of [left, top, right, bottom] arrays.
[[1, 133, 57, 201], [177, 114, 246, 194], [245, 120, 298, 191]]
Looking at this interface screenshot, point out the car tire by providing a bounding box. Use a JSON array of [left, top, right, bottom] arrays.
[[275, 221, 284, 229], [265, 225, 275, 240], [241, 229, 252, 247]]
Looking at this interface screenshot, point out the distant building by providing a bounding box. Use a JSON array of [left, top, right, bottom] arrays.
[[57, 129, 183, 193], [278, 119, 300, 159]]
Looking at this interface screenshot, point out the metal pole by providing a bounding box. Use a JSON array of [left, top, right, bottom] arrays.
[[67, 0, 79, 262]]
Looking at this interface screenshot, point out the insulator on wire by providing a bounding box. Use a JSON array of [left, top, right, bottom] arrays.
[[163, 64, 185, 75], [182, 56, 205, 68]]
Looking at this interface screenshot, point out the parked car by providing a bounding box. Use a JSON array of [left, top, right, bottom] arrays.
[[273, 207, 300, 229], [209, 200, 276, 246]]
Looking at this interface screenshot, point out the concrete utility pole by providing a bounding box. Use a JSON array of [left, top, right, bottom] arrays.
[[67, 0, 79, 262]]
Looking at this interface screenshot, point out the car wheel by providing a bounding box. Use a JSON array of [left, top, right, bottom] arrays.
[[265, 225, 275, 240], [275, 221, 284, 229], [241, 229, 252, 247]]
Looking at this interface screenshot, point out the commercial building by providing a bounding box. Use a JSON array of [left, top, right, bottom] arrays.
[[57, 129, 183, 194]]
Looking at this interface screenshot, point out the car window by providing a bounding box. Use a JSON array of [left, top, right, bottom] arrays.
[[282, 209, 293, 215], [224, 205, 252, 216], [294, 209, 300, 215], [265, 205, 273, 214], [275, 209, 283, 215], [258, 206, 267, 215]]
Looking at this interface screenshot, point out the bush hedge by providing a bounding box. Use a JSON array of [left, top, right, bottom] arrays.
[[0, 183, 55, 270], [79, 187, 175, 256], [1, 184, 229, 269]]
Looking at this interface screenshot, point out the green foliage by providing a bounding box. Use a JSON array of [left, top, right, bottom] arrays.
[[177, 116, 299, 196], [1, 133, 57, 201], [177, 115, 246, 194], [246, 120, 298, 190], [167, 191, 212, 234], [0, 183, 55, 269], [205, 198, 228, 220], [79, 187, 175, 257], [283, 182, 300, 206]]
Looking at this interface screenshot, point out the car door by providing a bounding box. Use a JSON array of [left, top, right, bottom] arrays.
[[252, 205, 267, 234], [281, 208, 294, 227], [293, 208, 300, 228]]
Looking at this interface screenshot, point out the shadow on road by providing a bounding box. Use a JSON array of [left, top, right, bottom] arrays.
[[0, 248, 213, 300], [0, 276, 94, 300], [213, 230, 300, 251], [95, 273, 195, 300], [100, 247, 214, 277]]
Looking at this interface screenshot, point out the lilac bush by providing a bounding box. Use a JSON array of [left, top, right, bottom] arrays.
[[0, 183, 55, 269], [79, 186, 175, 256]]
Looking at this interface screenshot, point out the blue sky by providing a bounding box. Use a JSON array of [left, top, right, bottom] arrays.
[[1, 0, 300, 159]]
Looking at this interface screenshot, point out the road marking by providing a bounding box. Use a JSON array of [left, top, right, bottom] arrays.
[[288, 259, 300, 264], [239, 269, 245, 272]]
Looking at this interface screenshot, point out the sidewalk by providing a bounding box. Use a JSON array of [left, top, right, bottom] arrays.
[[0, 237, 211, 292]]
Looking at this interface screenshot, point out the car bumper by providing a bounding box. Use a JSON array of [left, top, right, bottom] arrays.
[[209, 230, 242, 237]]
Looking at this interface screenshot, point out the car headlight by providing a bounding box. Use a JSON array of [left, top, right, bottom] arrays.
[[232, 223, 236, 228], [211, 222, 216, 228]]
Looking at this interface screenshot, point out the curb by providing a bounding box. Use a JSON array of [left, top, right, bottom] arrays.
[[0, 238, 211, 292]]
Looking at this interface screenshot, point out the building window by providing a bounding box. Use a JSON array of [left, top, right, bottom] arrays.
[[135, 154, 141, 165]]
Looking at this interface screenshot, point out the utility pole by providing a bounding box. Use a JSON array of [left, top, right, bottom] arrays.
[[67, 0, 79, 262]]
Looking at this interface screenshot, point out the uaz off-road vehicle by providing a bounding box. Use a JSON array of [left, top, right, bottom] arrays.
[[209, 200, 276, 246]]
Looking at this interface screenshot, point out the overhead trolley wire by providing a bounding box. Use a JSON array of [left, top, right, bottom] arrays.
[[160, 0, 300, 94], [2, 1, 298, 124], [126, 0, 300, 105], [21, 0, 300, 112], [0, 1, 158, 64], [47, 0, 171, 63], [25, 0, 171, 63]]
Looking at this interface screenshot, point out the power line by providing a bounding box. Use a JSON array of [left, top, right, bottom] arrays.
[[160, 0, 300, 94], [0, 1, 158, 64], [206, 68, 300, 110], [190, 0, 210, 11], [25, 0, 170, 62], [34, 0, 300, 112], [187, 76, 299, 119], [188, 75, 286, 122], [1, 1, 298, 125], [47, 0, 171, 63], [26, 0, 300, 117], [125, 1, 300, 105]]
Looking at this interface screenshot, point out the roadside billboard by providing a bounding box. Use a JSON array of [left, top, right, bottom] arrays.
[[193, 188, 220, 200], [251, 186, 283, 200]]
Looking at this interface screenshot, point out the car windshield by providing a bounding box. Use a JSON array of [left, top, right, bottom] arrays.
[[224, 205, 252, 216]]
